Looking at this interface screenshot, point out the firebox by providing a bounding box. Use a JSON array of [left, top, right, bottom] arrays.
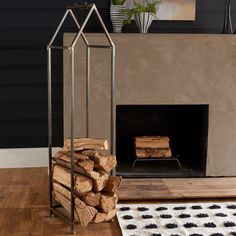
[[116, 105, 209, 178]]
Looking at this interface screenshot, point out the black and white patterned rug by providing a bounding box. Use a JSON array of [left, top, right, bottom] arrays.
[[117, 202, 236, 236]]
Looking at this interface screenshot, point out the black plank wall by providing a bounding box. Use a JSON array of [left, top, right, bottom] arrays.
[[0, 0, 235, 148]]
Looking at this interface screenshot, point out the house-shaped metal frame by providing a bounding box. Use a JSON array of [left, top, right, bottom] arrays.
[[47, 3, 115, 233]]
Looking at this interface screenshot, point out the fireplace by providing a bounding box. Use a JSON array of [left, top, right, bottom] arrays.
[[64, 33, 236, 177], [116, 105, 209, 178]]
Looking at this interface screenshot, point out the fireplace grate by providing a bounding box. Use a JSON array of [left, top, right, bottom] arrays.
[[131, 156, 183, 170]]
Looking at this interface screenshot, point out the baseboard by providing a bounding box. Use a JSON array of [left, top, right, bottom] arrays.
[[0, 148, 61, 168]]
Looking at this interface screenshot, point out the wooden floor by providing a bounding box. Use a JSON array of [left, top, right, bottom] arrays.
[[1, 167, 236, 235], [118, 177, 236, 200], [0, 168, 121, 236]]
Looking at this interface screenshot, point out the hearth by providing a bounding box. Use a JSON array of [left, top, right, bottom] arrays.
[[116, 105, 209, 178]]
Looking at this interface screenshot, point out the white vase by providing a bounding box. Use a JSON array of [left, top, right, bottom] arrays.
[[110, 5, 126, 33], [134, 12, 155, 34]]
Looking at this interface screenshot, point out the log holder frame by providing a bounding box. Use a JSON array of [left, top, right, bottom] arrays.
[[47, 3, 116, 233]]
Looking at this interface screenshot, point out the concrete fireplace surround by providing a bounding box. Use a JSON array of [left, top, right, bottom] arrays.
[[63, 33, 236, 177]]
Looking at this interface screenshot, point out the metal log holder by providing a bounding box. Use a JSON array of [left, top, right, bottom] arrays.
[[47, 3, 116, 233]]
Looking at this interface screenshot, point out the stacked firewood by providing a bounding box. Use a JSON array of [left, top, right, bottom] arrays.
[[135, 136, 172, 158], [52, 138, 121, 227]]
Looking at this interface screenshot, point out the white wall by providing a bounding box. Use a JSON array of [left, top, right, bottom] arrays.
[[0, 148, 60, 168]]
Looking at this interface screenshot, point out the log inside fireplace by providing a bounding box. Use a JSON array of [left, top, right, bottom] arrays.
[[116, 104, 209, 178], [135, 136, 172, 158], [132, 135, 182, 170]]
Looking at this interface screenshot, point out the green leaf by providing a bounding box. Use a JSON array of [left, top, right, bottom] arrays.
[[122, 0, 162, 25], [112, 0, 125, 5]]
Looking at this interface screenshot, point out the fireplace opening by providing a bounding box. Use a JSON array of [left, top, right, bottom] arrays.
[[116, 105, 209, 178]]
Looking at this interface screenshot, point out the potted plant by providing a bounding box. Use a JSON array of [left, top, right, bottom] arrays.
[[123, 0, 162, 33], [110, 0, 126, 33]]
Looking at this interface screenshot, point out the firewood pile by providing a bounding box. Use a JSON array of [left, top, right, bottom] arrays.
[[135, 136, 172, 158], [51, 138, 121, 227]]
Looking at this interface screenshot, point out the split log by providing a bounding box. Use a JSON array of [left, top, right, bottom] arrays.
[[99, 194, 118, 213], [93, 212, 107, 223], [55, 150, 89, 161], [76, 204, 97, 227], [54, 150, 94, 172], [53, 157, 100, 179], [135, 136, 170, 149], [105, 208, 117, 221], [136, 148, 172, 158], [77, 159, 94, 172], [53, 190, 79, 221], [53, 183, 97, 227], [52, 164, 93, 193], [81, 191, 101, 207], [63, 138, 108, 152], [52, 159, 108, 192], [53, 182, 86, 208], [82, 150, 117, 173], [93, 171, 109, 192], [51, 137, 120, 226], [102, 176, 122, 196]]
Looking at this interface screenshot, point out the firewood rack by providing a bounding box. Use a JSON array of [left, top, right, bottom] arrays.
[[47, 3, 116, 233]]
